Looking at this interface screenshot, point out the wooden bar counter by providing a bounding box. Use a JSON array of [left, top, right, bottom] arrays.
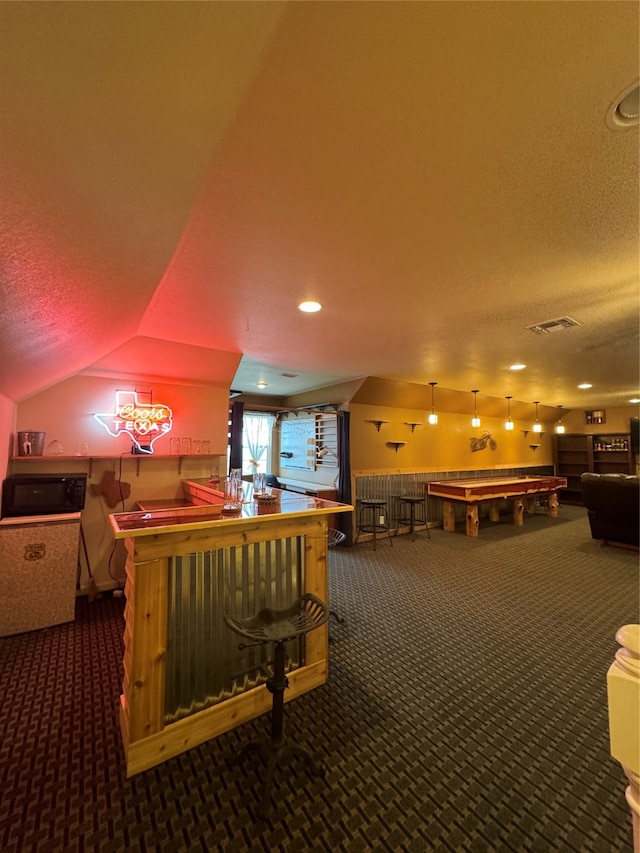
[[110, 480, 352, 776]]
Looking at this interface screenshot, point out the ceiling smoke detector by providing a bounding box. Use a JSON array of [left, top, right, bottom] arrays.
[[526, 317, 581, 335]]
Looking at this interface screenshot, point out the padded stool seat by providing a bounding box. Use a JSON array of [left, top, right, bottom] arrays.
[[396, 495, 430, 541], [355, 499, 393, 549], [224, 594, 328, 818]]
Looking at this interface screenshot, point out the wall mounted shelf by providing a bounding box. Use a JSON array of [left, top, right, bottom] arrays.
[[405, 422, 421, 433], [367, 420, 389, 432], [9, 454, 221, 476], [386, 441, 406, 453], [521, 430, 546, 438]]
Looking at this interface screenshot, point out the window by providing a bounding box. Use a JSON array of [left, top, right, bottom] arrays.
[[242, 412, 275, 475]]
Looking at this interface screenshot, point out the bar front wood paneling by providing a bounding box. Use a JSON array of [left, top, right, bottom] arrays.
[[110, 485, 352, 777]]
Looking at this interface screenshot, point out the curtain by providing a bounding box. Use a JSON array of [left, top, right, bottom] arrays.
[[336, 411, 353, 544], [244, 413, 275, 475], [228, 400, 244, 473]]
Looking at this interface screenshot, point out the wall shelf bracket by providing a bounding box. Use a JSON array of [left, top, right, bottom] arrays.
[[405, 422, 421, 433], [368, 420, 389, 432], [386, 441, 406, 453]]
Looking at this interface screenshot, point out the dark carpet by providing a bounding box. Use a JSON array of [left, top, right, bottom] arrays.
[[1, 506, 638, 852]]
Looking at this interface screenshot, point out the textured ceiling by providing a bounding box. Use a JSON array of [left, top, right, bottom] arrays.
[[0, 1, 638, 410]]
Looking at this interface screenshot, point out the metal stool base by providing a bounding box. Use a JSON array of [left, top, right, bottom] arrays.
[[235, 737, 325, 818], [396, 496, 431, 541]]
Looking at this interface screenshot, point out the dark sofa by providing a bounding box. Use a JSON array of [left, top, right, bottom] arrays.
[[580, 472, 639, 549]]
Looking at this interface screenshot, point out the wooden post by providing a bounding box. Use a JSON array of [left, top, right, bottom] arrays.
[[547, 491, 560, 517], [442, 501, 456, 532], [607, 624, 640, 853], [512, 499, 525, 526], [465, 504, 479, 537], [489, 500, 500, 522]]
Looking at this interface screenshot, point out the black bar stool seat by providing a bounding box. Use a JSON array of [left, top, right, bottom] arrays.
[[224, 594, 328, 818], [355, 499, 393, 549], [397, 495, 430, 541]]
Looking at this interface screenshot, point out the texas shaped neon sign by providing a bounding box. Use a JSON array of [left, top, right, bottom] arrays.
[[94, 390, 173, 454]]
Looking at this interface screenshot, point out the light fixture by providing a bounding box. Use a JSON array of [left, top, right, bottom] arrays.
[[298, 300, 322, 313], [578, 383, 592, 390], [256, 381, 268, 389], [532, 401, 542, 433], [471, 390, 481, 428], [428, 382, 438, 425], [630, 398, 640, 404], [509, 363, 526, 371], [505, 396, 514, 430], [555, 405, 565, 434]]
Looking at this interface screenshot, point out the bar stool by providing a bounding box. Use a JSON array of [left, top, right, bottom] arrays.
[[355, 499, 393, 549], [397, 495, 431, 541], [224, 593, 328, 818]]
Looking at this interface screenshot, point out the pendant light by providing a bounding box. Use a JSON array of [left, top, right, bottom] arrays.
[[532, 401, 542, 433], [471, 390, 481, 428], [428, 382, 438, 425], [555, 405, 565, 434], [505, 396, 514, 430]]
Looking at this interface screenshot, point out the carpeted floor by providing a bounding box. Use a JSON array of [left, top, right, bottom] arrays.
[[1, 505, 638, 852]]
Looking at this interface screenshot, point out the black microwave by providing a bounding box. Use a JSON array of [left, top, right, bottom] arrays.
[[1, 474, 87, 518]]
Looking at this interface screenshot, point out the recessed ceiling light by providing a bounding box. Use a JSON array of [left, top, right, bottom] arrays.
[[298, 301, 322, 313], [509, 363, 526, 371], [256, 381, 268, 389], [578, 383, 593, 390], [629, 397, 640, 404], [606, 81, 640, 129]]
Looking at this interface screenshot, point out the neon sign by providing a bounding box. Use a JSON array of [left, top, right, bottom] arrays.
[[94, 390, 173, 454]]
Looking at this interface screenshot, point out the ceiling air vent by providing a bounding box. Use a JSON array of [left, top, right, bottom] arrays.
[[526, 317, 581, 335]]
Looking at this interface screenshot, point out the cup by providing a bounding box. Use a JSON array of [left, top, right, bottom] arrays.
[[202, 440, 210, 454], [254, 473, 266, 495], [223, 477, 242, 511], [230, 468, 242, 483], [181, 438, 192, 455], [193, 441, 201, 454], [170, 438, 181, 455]]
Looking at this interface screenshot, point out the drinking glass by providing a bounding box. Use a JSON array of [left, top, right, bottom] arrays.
[[193, 441, 201, 454], [223, 477, 241, 511], [254, 473, 266, 495], [201, 441, 210, 454], [170, 438, 181, 455], [181, 437, 192, 455]]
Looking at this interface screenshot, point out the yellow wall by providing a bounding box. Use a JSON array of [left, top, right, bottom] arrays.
[[6, 374, 230, 592], [350, 402, 553, 473], [556, 405, 638, 436]]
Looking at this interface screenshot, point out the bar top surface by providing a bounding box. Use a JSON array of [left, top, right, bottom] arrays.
[[110, 480, 352, 539]]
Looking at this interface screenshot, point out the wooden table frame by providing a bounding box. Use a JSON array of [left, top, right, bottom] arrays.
[[427, 475, 568, 537]]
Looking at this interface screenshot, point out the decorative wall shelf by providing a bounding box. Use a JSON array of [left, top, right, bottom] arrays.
[[521, 430, 546, 438], [367, 420, 389, 432], [405, 422, 421, 433], [386, 441, 406, 453]]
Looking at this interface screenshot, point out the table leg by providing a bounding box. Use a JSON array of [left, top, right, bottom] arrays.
[[547, 491, 560, 517], [443, 501, 456, 532], [513, 499, 525, 526], [465, 504, 479, 537], [489, 500, 500, 522]]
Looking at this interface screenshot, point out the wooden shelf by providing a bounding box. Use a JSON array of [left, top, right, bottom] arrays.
[[9, 454, 222, 476], [553, 433, 633, 504]]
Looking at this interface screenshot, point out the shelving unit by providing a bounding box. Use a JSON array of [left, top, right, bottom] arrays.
[[553, 433, 633, 504], [315, 413, 338, 468], [8, 454, 222, 476]]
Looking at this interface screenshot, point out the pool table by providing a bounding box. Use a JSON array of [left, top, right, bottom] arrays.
[[427, 475, 568, 537]]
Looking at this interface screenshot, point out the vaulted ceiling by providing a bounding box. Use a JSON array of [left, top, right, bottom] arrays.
[[1, 1, 638, 410]]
